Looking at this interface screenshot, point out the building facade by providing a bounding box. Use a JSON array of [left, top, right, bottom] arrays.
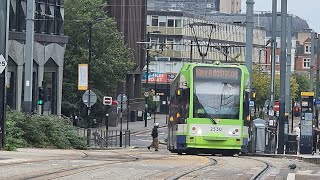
[[106, 0, 147, 112], [145, 10, 266, 113], [7, 0, 67, 115], [295, 32, 319, 74], [147, 0, 241, 14]]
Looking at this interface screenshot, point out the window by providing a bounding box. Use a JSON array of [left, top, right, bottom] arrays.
[[166, 39, 174, 49], [303, 58, 311, 68], [152, 16, 159, 26], [168, 19, 174, 27], [159, 16, 166, 27], [269, 55, 280, 63], [175, 19, 182, 27], [305, 45, 311, 53]]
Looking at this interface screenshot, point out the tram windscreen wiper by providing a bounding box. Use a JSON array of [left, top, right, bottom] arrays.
[[202, 110, 217, 124]]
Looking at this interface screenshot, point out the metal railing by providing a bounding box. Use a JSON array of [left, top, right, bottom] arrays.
[[78, 128, 130, 148]]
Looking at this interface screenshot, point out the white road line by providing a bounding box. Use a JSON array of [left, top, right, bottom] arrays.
[[287, 173, 295, 180]]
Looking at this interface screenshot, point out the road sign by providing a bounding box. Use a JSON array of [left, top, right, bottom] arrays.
[[82, 90, 97, 107], [274, 101, 279, 111], [103, 96, 112, 106], [0, 54, 7, 73], [315, 99, 320, 105], [144, 92, 149, 97], [249, 100, 254, 107], [117, 93, 127, 110]]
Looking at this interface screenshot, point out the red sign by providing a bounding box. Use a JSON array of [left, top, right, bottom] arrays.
[[103, 96, 112, 106], [274, 101, 279, 111]]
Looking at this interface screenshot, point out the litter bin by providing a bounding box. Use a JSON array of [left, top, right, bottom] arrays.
[[137, 111, 143, 121], [285, 134, 297, 154], [130, 111, 136, 122], [253, 118, 267, 153]]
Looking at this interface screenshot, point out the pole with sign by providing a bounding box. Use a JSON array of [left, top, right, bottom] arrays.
[[103, 96, 112, 147], [117, 93, 127, 147]]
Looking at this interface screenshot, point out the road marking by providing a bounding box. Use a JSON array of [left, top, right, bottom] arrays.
[[287, 173, 295, 180]]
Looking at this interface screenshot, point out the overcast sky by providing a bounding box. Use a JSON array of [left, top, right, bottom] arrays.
[[241, 0, 320, 32]]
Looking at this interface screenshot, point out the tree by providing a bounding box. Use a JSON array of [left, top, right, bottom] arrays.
[[252, 66, 299, 109], [62, 0, 134, 121], [292, 73, 310, 100]]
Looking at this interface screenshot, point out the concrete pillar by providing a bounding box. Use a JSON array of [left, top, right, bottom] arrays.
[[16, 65, 24, 111], [134, 74, 142, 98], [126, 74, 134, 99], [57, 66, 63, 115]]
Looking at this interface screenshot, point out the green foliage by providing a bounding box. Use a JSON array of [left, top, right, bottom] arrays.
[[147, 90, 159, 113], [252, 66, 299, 108], [62, 0, 134, 119], [5, 109, 86, 151], [292, 73, 310, 100]]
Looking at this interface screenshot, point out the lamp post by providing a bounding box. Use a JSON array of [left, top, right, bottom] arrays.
[[144, 31, 161, 127]]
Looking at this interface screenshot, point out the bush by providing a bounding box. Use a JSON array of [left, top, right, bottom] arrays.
[[5, 109, 86, 151]]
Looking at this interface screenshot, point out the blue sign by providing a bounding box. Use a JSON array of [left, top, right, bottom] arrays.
[[249, 101, 255, 107], [315, 99, 320, 105]]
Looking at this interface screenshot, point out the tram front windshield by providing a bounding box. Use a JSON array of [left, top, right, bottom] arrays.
[[193, 68, 241, 119]]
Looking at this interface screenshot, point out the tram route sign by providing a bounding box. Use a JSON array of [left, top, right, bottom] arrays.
[[0, 54, 7, 73]]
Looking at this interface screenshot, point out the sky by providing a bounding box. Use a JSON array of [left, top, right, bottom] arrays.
[[241, 0, 320, 32]]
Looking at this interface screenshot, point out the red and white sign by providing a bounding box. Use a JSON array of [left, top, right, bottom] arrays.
[[274, 101, 280, 111], [103, 96, 112, 106]]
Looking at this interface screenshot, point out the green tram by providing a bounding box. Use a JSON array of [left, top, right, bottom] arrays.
[[167, 62, 251, 155]]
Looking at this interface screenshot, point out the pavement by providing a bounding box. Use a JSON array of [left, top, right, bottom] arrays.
[[107, 113, 169, 133]]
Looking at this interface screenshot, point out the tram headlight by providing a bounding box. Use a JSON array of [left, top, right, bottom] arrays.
[[197, 128, 203, 135]]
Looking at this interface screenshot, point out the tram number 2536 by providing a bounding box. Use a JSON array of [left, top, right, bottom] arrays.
[[210, 127, 222, 131]]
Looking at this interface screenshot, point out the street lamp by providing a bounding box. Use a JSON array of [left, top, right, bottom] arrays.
[[144, 31, 161, 127]]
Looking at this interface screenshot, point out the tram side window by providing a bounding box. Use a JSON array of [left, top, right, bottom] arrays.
[[170, 88, 190, 124]]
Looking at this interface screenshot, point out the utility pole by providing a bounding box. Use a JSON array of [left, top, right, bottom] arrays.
[[278, 0, 287, 154], [285, 15, 292, 115], [269, 0, 277, 122], [145, 42, 150, 128], [310, 30, 315, 91], [316, 35, 320, 128], [23, 0, 35, 112], [87, 21, 93, 115], [245, 0, 254, 93], [0, 0, 9, 149], [190, 40, 193, 62], [246, 0, 254, 153]]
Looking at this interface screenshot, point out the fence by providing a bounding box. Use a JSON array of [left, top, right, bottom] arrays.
[[78, 128, 130, 148]]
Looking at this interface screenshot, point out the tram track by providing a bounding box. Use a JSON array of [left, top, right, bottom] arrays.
[[165, 156, 218, 180], [240, 156, 272, 180]]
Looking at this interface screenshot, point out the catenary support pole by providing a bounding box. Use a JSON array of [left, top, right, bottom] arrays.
[[269, 0, 277, 122], [310, 30, 315, 91], [278, 0, 287, 154], [246, 0, 254, 152], [23, 0, 35, 112], [316, 36, 320, 127], [0, 0, 9, 149], [285, 15, 292, 115]]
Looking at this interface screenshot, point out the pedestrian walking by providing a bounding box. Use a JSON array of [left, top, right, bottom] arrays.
[[148, 123, 159, 151], [293, 123, 301, 153]]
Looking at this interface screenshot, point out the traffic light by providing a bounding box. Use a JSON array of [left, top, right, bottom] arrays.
[[251, 89, 256, 100], [38, 87, 44, 105]]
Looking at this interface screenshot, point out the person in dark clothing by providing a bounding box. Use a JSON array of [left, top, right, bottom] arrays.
[[312, 126, 319, 154], [148, 123, 159, 151]]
